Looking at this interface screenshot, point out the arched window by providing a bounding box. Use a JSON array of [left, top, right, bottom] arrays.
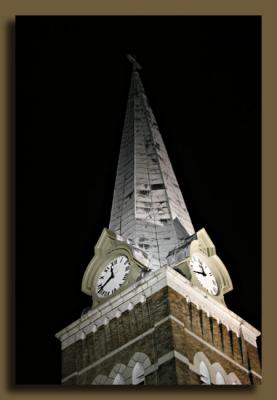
[[113, 374, 125, 385], [215, 371, 225, 385], [228, 372, 242, 385], [199, 361, 211, 385], [132, 362, 145, 385]]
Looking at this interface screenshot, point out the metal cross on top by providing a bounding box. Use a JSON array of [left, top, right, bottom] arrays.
[[127, 54, 142, 70]]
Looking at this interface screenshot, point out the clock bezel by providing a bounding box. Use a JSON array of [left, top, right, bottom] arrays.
[[81, 228, 149, 308], [189, 254, 220, 296], [95, 255, 131, 298], [186, 228, 234, 303]]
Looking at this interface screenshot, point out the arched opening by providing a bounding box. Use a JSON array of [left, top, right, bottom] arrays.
[[215, 371, 226, 385], [132, 362, 145, 385], [199, 361, 211, 385], [113, 373, 125, 385], [228, 372, 242, 385]]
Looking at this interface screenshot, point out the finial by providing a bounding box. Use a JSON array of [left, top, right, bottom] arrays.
[[127, 54, 142, 70]]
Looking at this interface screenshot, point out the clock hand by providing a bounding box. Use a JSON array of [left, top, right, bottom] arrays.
[[197, 262, 207, 276], [99, 265, 115, 290], [193, 270, 206, 276], [101, 274, 114, 289], [199, 261, 207, 276]]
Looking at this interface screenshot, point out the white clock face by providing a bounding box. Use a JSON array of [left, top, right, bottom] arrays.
[[96, 255, 130, 298], [190, 256, 219, 295]]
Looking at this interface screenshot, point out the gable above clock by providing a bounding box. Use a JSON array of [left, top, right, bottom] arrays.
[[172, 228, 233, 304], [81, 228, 149, 307]]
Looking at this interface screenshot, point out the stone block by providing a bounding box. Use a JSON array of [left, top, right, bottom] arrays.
[[60, 285, 260, 386], [176, 358, 200, 385], [246, 342, 261, 375], [157, 359, 177, 385], [221, 324, 232, 358]]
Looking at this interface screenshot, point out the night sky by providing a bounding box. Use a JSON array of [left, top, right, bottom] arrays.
[[16, 16, 261, 384]]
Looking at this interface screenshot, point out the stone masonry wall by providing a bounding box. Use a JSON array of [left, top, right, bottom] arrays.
[[62, 287, 175, 384], [167, 287, 261, 384], [61, 286, 261, 385]]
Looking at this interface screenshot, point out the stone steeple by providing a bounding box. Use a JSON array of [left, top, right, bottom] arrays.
[[56, 56, 261, 387], [109, 56, 195, 270]]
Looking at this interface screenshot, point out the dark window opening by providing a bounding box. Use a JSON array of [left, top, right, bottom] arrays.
[[151, 183, 164, 190]]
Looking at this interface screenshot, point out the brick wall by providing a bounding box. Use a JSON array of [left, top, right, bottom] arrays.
[[61, 286, 261, 385], [167, 287, 261, 384]]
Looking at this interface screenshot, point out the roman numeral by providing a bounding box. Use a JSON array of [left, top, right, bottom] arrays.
[[98, 288, 108, 296]]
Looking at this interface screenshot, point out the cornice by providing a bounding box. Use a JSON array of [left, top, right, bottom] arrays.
[[56, 267, 260, 349]]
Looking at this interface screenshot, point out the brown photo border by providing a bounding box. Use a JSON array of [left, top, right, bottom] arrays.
[[0, 0, 272, 399]]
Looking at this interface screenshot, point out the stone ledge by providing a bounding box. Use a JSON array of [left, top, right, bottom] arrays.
[[56, 267, 260, 350]]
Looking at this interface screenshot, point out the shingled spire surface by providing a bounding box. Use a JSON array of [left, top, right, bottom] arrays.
[[109, 57, 195, 270]]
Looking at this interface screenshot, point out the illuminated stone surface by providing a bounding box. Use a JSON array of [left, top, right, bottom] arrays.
[[109, 63, 194, 270], [56, 59, 261, 385]]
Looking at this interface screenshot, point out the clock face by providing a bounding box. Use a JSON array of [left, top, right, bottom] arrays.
[[190, 256, 219, 295], [96, 255, 130, 298]]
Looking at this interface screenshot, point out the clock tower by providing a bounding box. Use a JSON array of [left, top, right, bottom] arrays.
[[55, 56, 261, 385]]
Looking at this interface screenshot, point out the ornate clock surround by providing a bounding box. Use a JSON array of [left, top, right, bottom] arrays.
[[81, 228, 148, 307], [189, 228, 233, 303]]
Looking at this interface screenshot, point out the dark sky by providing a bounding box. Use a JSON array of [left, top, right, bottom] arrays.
[[16, 16, 261, 384]]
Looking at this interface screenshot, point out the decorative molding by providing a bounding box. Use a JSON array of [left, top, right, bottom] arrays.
[[139, 294, 146, 303], [56, 267, 260, 350], [174, 350, 190, 366], [166, 268, 260, 346], [61, 316, 175, 383], [62, 371, 77, 383], [61, 346, 251, 385], [185, 328, 250, 374], [62, 311, 259, 383], [250, 370, 262, 380]]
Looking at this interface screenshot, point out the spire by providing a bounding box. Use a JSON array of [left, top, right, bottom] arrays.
[[109, 58, 195, 270]]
